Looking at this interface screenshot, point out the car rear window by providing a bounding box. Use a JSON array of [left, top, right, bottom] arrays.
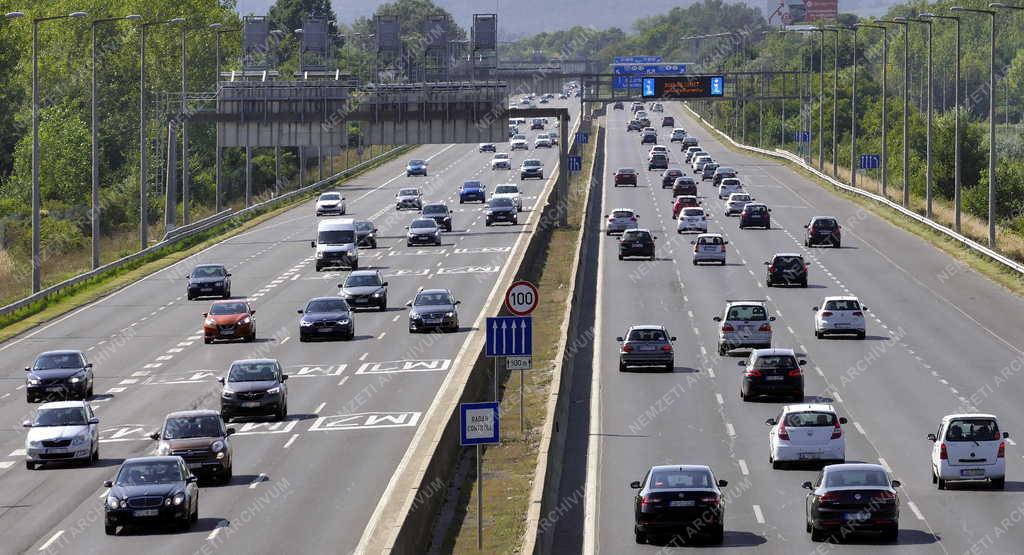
[[823, 300, 860, 311], [773, 256, 804, 270], [946, 419, 1000, 441], [618, 168, 636, 174], [745, 205, 766, 213], [825, 469, 889, 488], [622, 230, 651, 241], [682, 208, 704, 217], [697, 236, 723, 245], [784, 411, 836, 427], [813, 218, 838, 229], [753, 355, 798, 370], [722, 178, 741, 186], [628, 328, 666, 341], [612, 210, 634, 218], [726, 305, 767, 321], [423, 205, 447, 215], [399, 189, 419, 196], [649, 469, 713, 489]]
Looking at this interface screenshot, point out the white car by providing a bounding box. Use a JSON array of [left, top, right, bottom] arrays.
[[693, 156, 714, 173], [691, 233, 727, 265], [766, 404, 847, 469], [606, 208, 639, 235], [718, 179, 744, 200], [548, 131, 559, 145], [930, 413, 1008, 489], [491, 152, 512, 170], [24, 400, 100, 469], [395, 187, 423, 210], [492, 184, 523, 211], [813, 296, 867, 339], [684, 147, 705, 163], [647, 145, 668, 159], [315, 191, 346, 216], [534, 134, 553, 148], [510, 134, 529, 151], [652, 103, 664, 112], [725, 193, 753, 215], [676, 207, 710, 233], [670, 128, 687, 142]]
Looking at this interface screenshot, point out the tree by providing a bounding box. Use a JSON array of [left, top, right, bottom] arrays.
[[268, 0, 337, 36]]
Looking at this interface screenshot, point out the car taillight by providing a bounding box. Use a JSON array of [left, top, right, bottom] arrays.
[[699, 495, 720, 506], [831, 421, 842, 440], [622, 344, 633, 352], [874, 491, 897, 502], [694, 244, 700, 253], [721, 324, 735, 332], [778, 421, 789, 440], [818, 492, 839, 504], [998, 442, 1006, 458], [788, 368, 803, 377], [661, 345, 673, 352], [607, 216, 614, 222], [745, 368, 763, 378], [769, 265, 776, 272], [821, 311, 833, 317], [939, 443, 948, 460], [758, 323, 772, 332], [640, 495, 658, 508]]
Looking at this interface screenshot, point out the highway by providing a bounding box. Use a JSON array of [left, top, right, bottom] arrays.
[[556, 102, 1024, 554], [0, 99, 574, 554]]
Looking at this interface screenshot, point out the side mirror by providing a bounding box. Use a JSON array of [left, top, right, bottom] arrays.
[[862, 306, 868, 311], [712, 316, 722, 322], [89, 417, 99, 425], [311, 241, 316, 248], [801, 481, 813, 490], [769, 316, 777, 321], [737, 361, 746, 367], [891, 480, 902, 488], [812, 306, 819, 311], [22, 420, 31, 428], [185, 274, 190, 279], [405, 301, 413, 307], [723, 241, 728, 244], [803, 224, 809, 228], [281, 374, 289, 381], [250, 310, 256, 315], [24, 367, 30, 372], [615, 336, 624, 342], [217, 377, 225, 385], [405, 226, 409, 229], [799, 360, 807, 366], [1003, 432, 1010, 439], [341, 197, 346, 200], [148, 432, 160, 440], [690, 241, 696, 245], [717, 480, 728, 487], [103, 480, 113, 488], [455, 300, 461, 305], [765, 418, 777, 425], [629, 480, 642, 489], [337, 283, 343, 289], [226, 273, 232, 277], [839, 417, 848, 424], [187, 476, 198, 483], [202, 312, 208, 317], [297, 309, 304, 314], [382, 282, 389, 286], [927, 433, 937, 442], [763, 261, 770, 265], [226, 427, 236, 436], [86, 363, 93, 368], [670, 336, 677, 341]]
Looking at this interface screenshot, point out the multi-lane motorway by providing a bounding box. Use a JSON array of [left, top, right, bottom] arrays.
[[0, 100, 574, 554], [553, 102, 1024, 554]]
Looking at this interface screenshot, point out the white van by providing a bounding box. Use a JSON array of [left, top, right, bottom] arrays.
[[312, 218, 359, 271]]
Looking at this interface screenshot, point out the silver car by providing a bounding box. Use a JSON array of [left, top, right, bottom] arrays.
[[813, 296, 867, 339], [395, 187, 423, 210], [617, 325, 676, 372], [24, 400, 99, 469], [691, 233, 728, 265], [605, 208, 639, 235], [714, 300, 775, 355], [725, 193, 753, 215]]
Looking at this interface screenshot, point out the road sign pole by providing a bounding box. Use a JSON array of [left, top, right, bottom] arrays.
[[520, 369, 525, 435], [477, 443, 483, 550], [493, 358, 498, 401]]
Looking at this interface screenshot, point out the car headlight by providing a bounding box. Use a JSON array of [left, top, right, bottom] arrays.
[[27, 376, 40, 385], [211, 440, 225, 452], [69, 372, 85, 384], [28, 440, 43, 448], [372, 291, 383, 298], [300, 320, 314, 327], [205, 318, 216, 326], [157, 442, 171, 455], [71, 433, 88, 446], [222, 389, 234, 398], [316, 251, 324, 259], [107, 496, 122, 509], [266, 386, 281, 395], [338, 318, 350, 325], [239, 316, 251, 325], [445, 311, 455, 317], [409, 312, 420, 319]]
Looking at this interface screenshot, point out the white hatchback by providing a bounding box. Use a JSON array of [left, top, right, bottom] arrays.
[[691, 233, 727, 265], [725, 193, 753, 215], [813, 296, 867, 339], [606, 208, 639, 235], [929, 413, 1008, 489], [677, 207, 710, 233], [24, 401, 100, 469], [718, 179, 744, 200], [766, 404, 847, 469]]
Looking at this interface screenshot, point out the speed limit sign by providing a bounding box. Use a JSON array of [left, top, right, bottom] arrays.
[[505, 281, 539, 316]]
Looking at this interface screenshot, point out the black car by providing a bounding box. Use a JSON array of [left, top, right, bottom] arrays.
[[740, 348, 805, 401], [613, 101, 624, 110], [661, 116, 675, 127], [739, 203, 771, 229], [25, 350, 94, 402], [672, 177, 698, 197], [805, 216, 842, 247], [298, 297, 354, 341], [712, 167, 738, 185], [648, 153, 668, 171], [627, 120, 643, 132], [641, 132, 657, 144], [218, 359, 288, 421], [804, 464, 900, 542], [407, 288, 461, 333], [485, 197, 518, 226], [530, 118, 545, 130], [338, 270, 388, 311], [354, 220, 378, 248], [186, 264, 231, 300], [618, 229, 657, 261], [765, 253, 808, 287], [661, 169, 684, 188], [700, 163, 720, 181], [478, 143, 496, 153], [681, 137, 699, 149], [421, 203, 453, 231], [104, 456, 199, 535], [631, 465, 726, 544]]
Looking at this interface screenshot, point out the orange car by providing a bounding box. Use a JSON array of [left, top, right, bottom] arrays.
[[203, 300, 256, 343]]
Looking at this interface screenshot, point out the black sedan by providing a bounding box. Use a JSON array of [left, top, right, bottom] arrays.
[[338, 270, 388, 311], [422, 203, 453, 231], [660, 169, 684, 188], [618, 229, 656, 261], [632, 464, 726, 544], [804, 463, 900, 542], [218, 359, 288, 421], [186, 264, 231, 300], [25, 350, 94, 402], [298, 297, 355, 341], [104, 456, 199, 535]]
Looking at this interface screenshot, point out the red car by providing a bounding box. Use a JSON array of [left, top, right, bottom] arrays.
[[672, 195, 701, 219], [203, 300, 256, 343], [614, 168, 638, 187]]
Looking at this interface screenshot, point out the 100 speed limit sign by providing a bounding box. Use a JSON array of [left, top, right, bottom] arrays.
[[504, 281, 539, 316]]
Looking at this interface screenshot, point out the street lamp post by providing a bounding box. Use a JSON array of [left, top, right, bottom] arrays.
[[922, 12, 962, 232], [829, 26, 856, 188], [905, 17, 934, 219], [855, 23, 888, 198], [91, 15, 142, 270], [179, 23, 189, 227], [880, 19, 909, 206], [210, 23, 240, 214], [817, 27, 840, 177], [32, 11, 89, 293]]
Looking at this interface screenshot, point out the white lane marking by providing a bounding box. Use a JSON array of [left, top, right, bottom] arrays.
[[752, 505, 765, 524], [249, 473, 267, 489], [378, 332, 387, 339], [144, 363, 162, 368], [854, 422, 866, 435], [786, 326, 796, 335], [314, 402, 326, 414], [166, 348, 184, 353], [155, 355, 173, 361], [291, 274, 300, 281], [392, 315, 401, 322], [707, 367, 715, 378], [9, 449, 26, 457], [907, 501, 925, 521], [699, 345, 707, 356], [38, 531, 64, 551], [359, 353, 369, 361], [338, 375, 350, 387], [738, 459, 749, 475], [177, 341, 193, 347], [833, 391, 843, 403], [207, 520, 229, 540], [725, 423, 735, 436], [283, 434, 299, 449], [0, 461, 13, 470], [715, 393, 724, 405], [0, 393, 8, 400], [1006, 438, 1017, 446], [119, 379, 138, 385], [280, 336, 290, 345], [105, 387, 126, 394]]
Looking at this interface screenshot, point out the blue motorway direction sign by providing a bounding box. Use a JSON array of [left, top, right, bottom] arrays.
[[485, 316, 532, 357], [575, 131, 589, 145], [612, 63, 687, 75], [568, 155, 582, 173], [615, 55, 663, 64], [860, 154, 881, 169], [460, 402, 500, 445], [793, 131, 811, 143]]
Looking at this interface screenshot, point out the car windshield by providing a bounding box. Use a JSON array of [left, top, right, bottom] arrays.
[[34, 353, 84, 369], [813, 218, 838, 229], [726, 305, 767, 321], [422, 205, 447, 216], [523, 160, 541, 167], [946, 419, 1000, 441], [306, 298, 349, 313], [722, 179, 742, 187], [163, 415, 223, 439], [697, 235, 723, 245], [463, 181, 482, 189], [824, 299, 860, 311], [495, 185, 518, 194], [410, 219, 437, 229], [344, 274, 381, 287], [627, 328, 665, 341], [209, 302, 247, 315], [409, 160, 425, 166], [116, 461, 185, 486], [513, 134, 526, 140], [730, 194, 750, 202], [318, 230, 355, 245], [192, 266, 225, 278], [618, 169, 636, 175], [355, 221, 374, 232], [753, 355, 798, 370], [34, 406, 87, 426], [746, 205, 766, 214], [399, 189, 419, 197], [774, 256, 804, 270], [621, 230, 651, 241], [785, 411, 837, 427], [415, 292, 452, 306], [649, 469, 713, 489], [494, 154, 509, 159], [228, 362, 278, 382], [612, 210, 634, 219], [675, 178, 694, 185], [490, 198, 514, 208], [319, 193, 341, 201], [682, 208, 704, 217], [825, 469, 889, 488]]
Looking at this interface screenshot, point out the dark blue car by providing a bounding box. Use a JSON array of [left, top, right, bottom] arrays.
[[459, 180, 486, 203]]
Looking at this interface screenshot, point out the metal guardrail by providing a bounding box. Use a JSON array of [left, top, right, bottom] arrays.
[[0, 146, 409, 319], [685, 105, 1024, 276]]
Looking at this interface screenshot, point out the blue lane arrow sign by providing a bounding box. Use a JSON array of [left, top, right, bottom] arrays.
[[486, 316, 532, 357]]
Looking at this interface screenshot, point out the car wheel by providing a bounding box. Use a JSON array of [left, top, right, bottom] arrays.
[[800, 279, 808, 288], [815, 330, 822, 339], [856, 331, 866, 340], [665, 362, 673, 371], [806, 519, 812, 533], [708, 524, 724, 545], [810, 526, 828, 542], [834, 241, 841, 248], [741, 391, 751, 402], [245, 333, 255, 343], [224, 289, 231, 299], [187, 294, 194, 301], [345, 329, 355, 340], [105, 523, 117, 536], [992, 477, 1006, 490], [718, 344, 727, 356], [692, 259, 698, 265], [277, 404, 287, 421], [937, 477, 947, 490], [617, 254, 623, 260], [315, 264, 323, 272], [92, 444, 99, 463], [191, 501, 199, 522], [379, 300, 387, 312], [25, 461, 34, 470], [618, 361, 627, 372], [932, 469, 938, 484], [765, 280, 772, 287], [407, 242, 413, 247], [299, 335, 308, 342], [635, 529, 646, 544], [204, 337, 212, 344], [881, 525, 899, 542], [772, 459, 782, 470], [87, 383, 94, 397]]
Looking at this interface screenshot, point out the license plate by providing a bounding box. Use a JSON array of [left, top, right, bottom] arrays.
[[843, 512, 869, 522], [241, 401, 261, 408], [834, 323, 849, 328], [133, 509, 159, 517], [799, 453, 821, 460], [318, 327, 335, 333], [961, 468, 985, 477], [188, 462, 203, 469], [669, 500, 694, 507], [47, 386, 64, 392], [639, 345, 657, 352], [701, 247, 716, 252], [766, 375, 784, 381], [221, 330, 235, 335], [201, 287, 212, 292]]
